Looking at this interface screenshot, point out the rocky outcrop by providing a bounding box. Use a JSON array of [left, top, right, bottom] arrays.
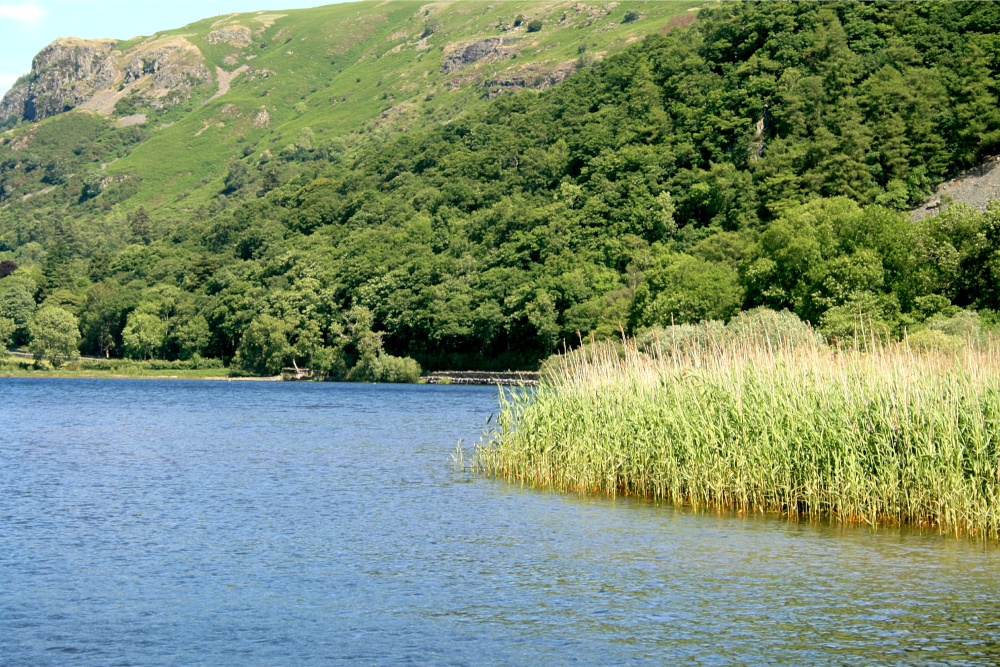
[[122, 41, 209, 90], [0, 83, 31, 123], [0, 38, 118, 122], [484, 61, 577, 98], [207, 26, 253, 47], [251, 107, 271, 129], [912, 156, 1000, 221], [0, 35, 211, 124], [441, 37, 519, 73]]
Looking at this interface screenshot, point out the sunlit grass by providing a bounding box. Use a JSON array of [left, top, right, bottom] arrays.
[[0, 357, 231, 380], [477, 326, 1000, 539]]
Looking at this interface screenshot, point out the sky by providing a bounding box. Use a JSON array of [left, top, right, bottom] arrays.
[[0, 0, 344, 95]]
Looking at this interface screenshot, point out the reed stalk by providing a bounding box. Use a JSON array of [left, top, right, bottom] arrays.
[[476, 331, 1000, 539]]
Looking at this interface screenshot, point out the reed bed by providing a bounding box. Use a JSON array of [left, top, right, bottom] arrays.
[[477, 331, 1000, 539]]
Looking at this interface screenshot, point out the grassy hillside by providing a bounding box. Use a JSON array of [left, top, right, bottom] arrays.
[[1, 1, 699, 215]]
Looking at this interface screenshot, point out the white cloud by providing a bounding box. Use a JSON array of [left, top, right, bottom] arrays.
[[0, 3, 46, 27]]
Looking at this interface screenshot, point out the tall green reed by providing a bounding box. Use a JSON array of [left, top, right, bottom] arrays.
[[477, 324, 1000, 539]]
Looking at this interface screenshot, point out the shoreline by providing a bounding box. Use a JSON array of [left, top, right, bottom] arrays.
[[1, 355, 539, 384], [0, 371, 282, 382], [0, 368, 538, 384]]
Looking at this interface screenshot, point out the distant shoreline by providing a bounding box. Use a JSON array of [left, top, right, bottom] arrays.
[[0, 364, 539, 385], [0, 370, 280, 382]]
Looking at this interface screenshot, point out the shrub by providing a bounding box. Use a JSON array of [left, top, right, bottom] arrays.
[[906, 328, 965, 353], [725, 307, 824, 348], [925, 309, 982, 340], [635, 320, 725, 355], [348, 352, 422, 383], [635, 308, 820, 355]]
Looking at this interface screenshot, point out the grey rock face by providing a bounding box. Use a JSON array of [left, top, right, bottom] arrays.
[[911, 156, 1000, 221], [441, 37, 518, 73], [0, 39, 118, 122], [123, 44, 210, 90], [484, 61, 576, 98], [0, 83, 30, 122], [207, 26, 253, 47], [1, 36, 211, 124]]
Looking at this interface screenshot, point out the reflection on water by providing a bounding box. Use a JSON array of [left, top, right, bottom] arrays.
[[1, 378, 999, 666]]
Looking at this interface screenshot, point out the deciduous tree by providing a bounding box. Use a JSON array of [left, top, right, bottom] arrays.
[[29, 306, 80, 368]]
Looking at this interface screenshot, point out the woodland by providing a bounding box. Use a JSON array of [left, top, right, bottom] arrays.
[[2, 1, 1000, 374]]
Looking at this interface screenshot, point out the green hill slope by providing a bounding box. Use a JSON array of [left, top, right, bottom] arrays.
[[1, 1, 699, 214]]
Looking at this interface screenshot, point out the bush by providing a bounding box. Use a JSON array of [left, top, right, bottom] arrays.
[[818, 292, 900, 344], [635, 308, 820, 355], [903, 309, 985, 353], [348, 353, 422, 383], [906, 329, 965, 354], [725, 307, 824, 348], [77, 357, 225, 372], [636, 320, 726, 355], [925, 309, 982, 340], [526, 19, 543, 32]]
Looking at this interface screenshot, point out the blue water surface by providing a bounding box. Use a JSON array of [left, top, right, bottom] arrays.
[[2, 378, 999, 666]]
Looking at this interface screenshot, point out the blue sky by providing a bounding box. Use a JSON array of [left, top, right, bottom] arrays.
[[0, 1, 345, 95]]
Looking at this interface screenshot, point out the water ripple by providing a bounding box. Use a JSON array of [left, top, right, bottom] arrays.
[[2, 379, 999, 666]]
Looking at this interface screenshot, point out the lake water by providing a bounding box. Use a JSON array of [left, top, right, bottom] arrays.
[[2, 378, 999, 666]]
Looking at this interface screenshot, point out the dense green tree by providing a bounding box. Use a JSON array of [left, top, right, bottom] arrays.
[[28, 306, 80, 367], [173, 314, 211, 360], [41, 235, 74, 297], [233, 314, 291, 376], [632, 252, 743, 327], [128, 207, 152, 245], [223, 158, 251, 195], [122, 311, 167, 360], [0, 272, 37, 346], [79, 281, 137, 358], [0, 316, 14, 353]]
